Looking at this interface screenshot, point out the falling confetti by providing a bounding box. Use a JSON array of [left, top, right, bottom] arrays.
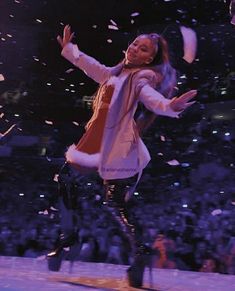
[[50, 206, 58, 211], [45, 120, 53, 125], [46, 156, 52, 162], [65, 68, 74, 73], [131, 12, 140, 17], [211, 209, 222, 216], [53, 174, 59, 182], [167, 159, 180, 166], [110, 19, 117, 26], [108, 25, 119, 30], [160, 135, 166, 141]]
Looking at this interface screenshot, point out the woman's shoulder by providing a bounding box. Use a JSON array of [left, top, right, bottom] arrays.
[[134, 68, 161, 85]]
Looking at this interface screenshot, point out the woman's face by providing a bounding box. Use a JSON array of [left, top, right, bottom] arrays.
[[125, 35, 157, 66]]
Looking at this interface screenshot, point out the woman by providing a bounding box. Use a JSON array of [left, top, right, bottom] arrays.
[[48, 24, 196, 288]]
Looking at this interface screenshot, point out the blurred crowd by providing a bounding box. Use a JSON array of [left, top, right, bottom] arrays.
[[0, 102, 234, 274]]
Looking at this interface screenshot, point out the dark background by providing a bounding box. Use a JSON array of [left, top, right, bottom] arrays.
[[0, 0, 234, 124]]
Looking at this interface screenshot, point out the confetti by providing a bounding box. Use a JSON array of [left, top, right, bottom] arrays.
[[50, 206, 58, 211], [65, 68, 74, 73], [160, 135, 166, 141], [110, 19, 117, 26], [45, 120, 53, 125], [167, 159, 180, 166], [53, 174, 59, 182], [211, 209, 222, 216], [131, 12, 140, 17], [108, 25, 119, 30], [107, 39, 113, 43], [72, 121, 79, 126]]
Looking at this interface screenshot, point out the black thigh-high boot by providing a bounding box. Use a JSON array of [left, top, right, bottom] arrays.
[[47, 163, 80, 271], [104, 179, 153, 288]]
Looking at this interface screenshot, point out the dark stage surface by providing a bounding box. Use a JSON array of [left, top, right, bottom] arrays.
[[0, 256, 235, 291]]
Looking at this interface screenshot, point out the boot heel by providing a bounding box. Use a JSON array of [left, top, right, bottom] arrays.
[[127, 245, 155, 288], [47, 249, 65, 271], [47, 232, 77, 271]]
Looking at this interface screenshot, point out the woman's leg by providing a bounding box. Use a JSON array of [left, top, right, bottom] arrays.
[[104, 177, 152, 288], [47, 163, 80, 258]]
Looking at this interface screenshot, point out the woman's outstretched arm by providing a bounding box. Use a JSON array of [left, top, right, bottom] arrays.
[[58, 25, 113, 84]]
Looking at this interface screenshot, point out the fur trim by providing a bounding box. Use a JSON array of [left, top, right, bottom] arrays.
[[65, 144, 100, 167]]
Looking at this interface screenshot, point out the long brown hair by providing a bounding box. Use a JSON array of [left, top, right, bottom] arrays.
[[135, 33, 176, 134]]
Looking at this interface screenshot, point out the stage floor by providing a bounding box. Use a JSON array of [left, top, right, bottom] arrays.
[[0, 256, 235, 291]]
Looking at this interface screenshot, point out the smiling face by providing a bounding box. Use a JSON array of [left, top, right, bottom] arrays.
[[125, 35, 157, 66]]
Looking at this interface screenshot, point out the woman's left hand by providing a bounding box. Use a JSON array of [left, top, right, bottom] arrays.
[[170, 89, 197, 112]]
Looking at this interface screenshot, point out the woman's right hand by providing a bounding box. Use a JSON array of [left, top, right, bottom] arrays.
[[57, 24, 75, 49]]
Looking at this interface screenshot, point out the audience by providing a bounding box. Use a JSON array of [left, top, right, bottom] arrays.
[[0, 99, 234, 275]]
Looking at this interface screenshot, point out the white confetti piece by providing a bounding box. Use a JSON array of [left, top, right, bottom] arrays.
[[45, 120, 53, 125], [73, 121, 79, 126], [131, 12, 140, 17], [65, 68, 74, 73], [53, 174, 59, 182], [110, 19, 117, 26], [36, 19, 42, 23], [157, 152, 163, 156], [167, 159, 180, 166], [108, 25, 119, 30], [107, 39, 113, 43], [92, 25, 97, 29], [160, 135, 166, 141], [50, 206, 58, 211], [211, 209, 222, 216]]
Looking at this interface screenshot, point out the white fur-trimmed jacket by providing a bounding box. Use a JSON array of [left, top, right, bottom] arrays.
[[62, 43, 180, 180]]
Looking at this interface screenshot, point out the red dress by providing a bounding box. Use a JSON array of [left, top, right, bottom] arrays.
[[70, 84, 114, 173]]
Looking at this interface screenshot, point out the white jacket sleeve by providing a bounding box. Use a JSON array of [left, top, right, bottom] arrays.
[[139, 84, 180, 118], [61, 43, 112, 84]]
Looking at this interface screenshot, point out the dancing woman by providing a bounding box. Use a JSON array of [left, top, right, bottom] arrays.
[[48, 24, 196, 288]]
